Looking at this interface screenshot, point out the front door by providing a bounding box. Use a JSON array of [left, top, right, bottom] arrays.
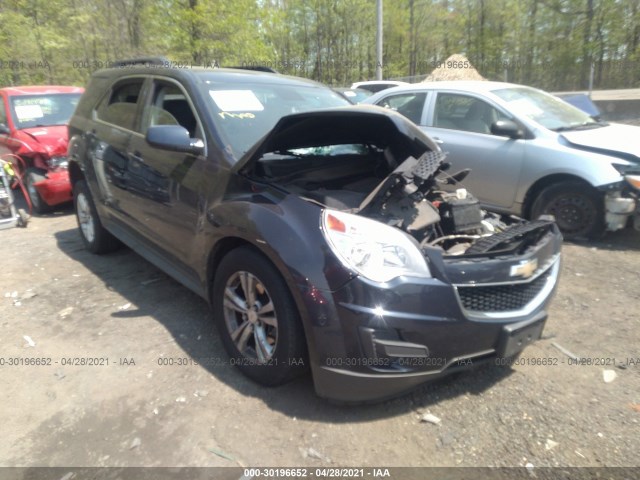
[[125, 78, 209, 267], [423, 92, 526, 211]]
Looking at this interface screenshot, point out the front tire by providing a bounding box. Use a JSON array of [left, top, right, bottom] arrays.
[[531, 181, 604, 239], [73, 180, 120, 254], [212, 247, 308, 386], [24, 168, 51, 214]]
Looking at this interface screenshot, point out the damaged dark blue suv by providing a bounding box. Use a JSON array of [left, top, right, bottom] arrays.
[[67, 59, 562, 402]]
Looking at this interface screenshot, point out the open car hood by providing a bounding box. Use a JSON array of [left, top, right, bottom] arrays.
[[561, 123, 640, 162], [235, 105, 441, 173], [236, 104, 560, 262]]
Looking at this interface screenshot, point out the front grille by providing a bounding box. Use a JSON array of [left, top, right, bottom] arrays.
[[457, 267, 552, 313]]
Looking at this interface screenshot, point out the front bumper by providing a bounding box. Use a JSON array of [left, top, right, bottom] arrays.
[[306, 226, 562, 402], [33, 170, 72, 206], [313, 312, 547, 403], [600, 179, 640, 231]]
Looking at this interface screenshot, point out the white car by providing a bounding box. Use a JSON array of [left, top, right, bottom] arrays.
[[351, 80, 409, 93], [364, 81, 640, 238]]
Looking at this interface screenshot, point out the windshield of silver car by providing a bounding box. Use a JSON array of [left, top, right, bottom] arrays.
[[492, 87, 601, 132]]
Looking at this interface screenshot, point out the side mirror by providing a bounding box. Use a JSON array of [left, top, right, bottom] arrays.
[[145, 125, 204, 155], [490, 119, 524, 139], [0, 123, 10, 135]]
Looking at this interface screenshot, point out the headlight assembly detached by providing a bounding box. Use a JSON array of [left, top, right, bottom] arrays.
[[612, 163, 640, 190], [625, 175, 640, 190], [322, 209, 431, 283]]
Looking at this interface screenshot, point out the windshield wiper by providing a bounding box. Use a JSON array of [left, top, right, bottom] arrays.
[[553, 121, 608, 132]]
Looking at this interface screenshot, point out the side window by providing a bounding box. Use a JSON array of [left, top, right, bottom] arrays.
[[144, 81, 200, 138], [96, 80, 145, 131], [434, 93, 508, 134], [376, 92, 427, 125]]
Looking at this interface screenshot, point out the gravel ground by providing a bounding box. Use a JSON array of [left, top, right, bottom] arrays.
[[1, 128, 639, 475], [1, 211, 639, 472]]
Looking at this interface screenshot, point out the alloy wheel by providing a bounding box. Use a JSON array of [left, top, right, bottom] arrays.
[[76, 192, 95, 243], [222, 271, 278, 363]]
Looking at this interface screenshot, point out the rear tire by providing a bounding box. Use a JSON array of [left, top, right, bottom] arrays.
[[212, 247, 308, 386], [531, 181, 604, 239], [24, 168, 51, 214], [73, 180, 120, 254]]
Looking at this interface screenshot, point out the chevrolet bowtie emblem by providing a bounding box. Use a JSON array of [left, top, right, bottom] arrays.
[[510, 259, 538, 278]]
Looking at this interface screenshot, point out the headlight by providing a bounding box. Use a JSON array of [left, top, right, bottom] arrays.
[[625, 174, 640, 190], [611, 164, 640, 190], [47, 156, 68, 169], [321, 209, 431, 283]]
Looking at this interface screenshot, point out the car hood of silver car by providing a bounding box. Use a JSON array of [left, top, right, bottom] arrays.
[[560, 123, 640, 162]]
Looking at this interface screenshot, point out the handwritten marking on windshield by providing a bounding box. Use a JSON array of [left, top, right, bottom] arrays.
[[218, 112, 256, 120]]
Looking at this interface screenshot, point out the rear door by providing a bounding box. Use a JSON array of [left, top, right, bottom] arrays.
[[375, 91, 429, 126], [91, 77, 147, 222], [422, 91, 526, 211]]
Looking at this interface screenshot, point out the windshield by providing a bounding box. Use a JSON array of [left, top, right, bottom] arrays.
[[339, 89, 373, 104], [204, 82, 350, 157], [492, 87, 599, 131], [10, 93, 82, 129]]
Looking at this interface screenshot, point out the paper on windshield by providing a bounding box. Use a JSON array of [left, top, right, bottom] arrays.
[[15, 104, 44, 120], [210, 90, 264, 112]]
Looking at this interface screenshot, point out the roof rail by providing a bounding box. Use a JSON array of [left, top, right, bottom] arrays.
[[110, 57, 170, 68], [228, 65, 278, 73]]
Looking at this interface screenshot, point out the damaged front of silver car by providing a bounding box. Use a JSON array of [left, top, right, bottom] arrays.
[[238, 106, 563, 402], [557, 124, 640, 232]]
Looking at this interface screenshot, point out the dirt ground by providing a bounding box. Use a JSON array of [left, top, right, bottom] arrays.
[[1, 190, 639, 472]]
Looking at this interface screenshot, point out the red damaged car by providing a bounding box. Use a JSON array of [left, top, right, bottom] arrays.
[[0, 85, 83, 213]]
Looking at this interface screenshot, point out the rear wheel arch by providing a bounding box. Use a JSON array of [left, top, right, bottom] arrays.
[[68, 161, 84, 189], [523, 174, 596, 219], [73, 179, 120, 253]]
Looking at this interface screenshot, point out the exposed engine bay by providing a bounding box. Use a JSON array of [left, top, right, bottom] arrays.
[[253, 145, 555, 258], [241, 108, 556, 258]]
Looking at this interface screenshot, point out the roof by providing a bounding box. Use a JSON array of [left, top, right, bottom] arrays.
[[372, 80, 524, 95], [352, 80, 409, 88], [90, 65, 324, 89], [193, 69, 324, 88], [0, 85, 84, 96], [362, 81, 543, 107]]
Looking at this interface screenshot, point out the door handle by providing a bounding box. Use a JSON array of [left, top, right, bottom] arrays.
[[432, 137, 444, 145]]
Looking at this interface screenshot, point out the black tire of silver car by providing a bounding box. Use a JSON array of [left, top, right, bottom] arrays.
[[24, 168, 51, 214], [531, 181, 604, 239], [73, 180, 121, 254], [213, 247, 308, 386]]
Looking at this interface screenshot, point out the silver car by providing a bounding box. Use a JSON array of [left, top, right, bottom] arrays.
[[364, 81, 640, 239]]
